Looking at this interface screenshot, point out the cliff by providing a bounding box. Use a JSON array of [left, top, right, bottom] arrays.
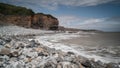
[[32, 13, 58, 30], [0, 3, 59, 30]]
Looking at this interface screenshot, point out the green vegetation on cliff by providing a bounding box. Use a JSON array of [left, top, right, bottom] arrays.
[[0, 3, 34, 15]]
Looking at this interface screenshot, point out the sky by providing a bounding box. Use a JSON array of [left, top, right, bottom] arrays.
[[0, 0, 120, 32]]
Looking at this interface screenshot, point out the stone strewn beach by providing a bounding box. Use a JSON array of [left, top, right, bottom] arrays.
[[0, 35, 120, 68]]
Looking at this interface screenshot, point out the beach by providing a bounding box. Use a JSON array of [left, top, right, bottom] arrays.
[[0, 26, 120, 68]]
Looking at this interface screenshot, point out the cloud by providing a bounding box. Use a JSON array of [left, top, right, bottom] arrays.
[[106, 16, 120, 22], [0, 0, 117, 10], [57, 15, 120, 32], [57, 15, 104, 26], [57, 15, 83, 27]]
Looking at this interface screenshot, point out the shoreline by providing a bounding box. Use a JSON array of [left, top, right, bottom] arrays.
[[0, 33, 120, 68], [0, 26, 120, 68]]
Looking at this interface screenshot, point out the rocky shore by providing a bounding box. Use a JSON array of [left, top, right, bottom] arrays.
[[0, 36, 120, 68]]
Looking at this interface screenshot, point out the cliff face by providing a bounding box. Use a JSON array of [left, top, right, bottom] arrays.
[[4, 15, 32, 28], [0, 14, 59, 30], [0, 3, 59, 30], [32, 13, 59, 30]]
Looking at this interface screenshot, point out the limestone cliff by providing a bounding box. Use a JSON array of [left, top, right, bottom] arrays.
[[32, 13, 59, 30], [0, 3, 59, 30], [0, 14, 59, 30]]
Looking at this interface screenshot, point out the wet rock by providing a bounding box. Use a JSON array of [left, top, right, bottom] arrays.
[[105, 63, 120, 68], [57, 50, 66, 57], [56, 56, 64, 63], [38, 51, 49, 57], [67, 51, 75, 55], [4, 44, 11, 48], [81, 59, 106, 68], [22, 48, 36, 57], [3, 37, 11, 43], [24, 57, 32, 63], [0, 55, 9, 62], [44, 61, 56, 68], [60, 62, 72, 68], [79, 63, 84, 68], [0, 39, 5, 45], [10, 51, 19, 57], [27, 52, 38, 58], [77, 55, 88, 63], [0, 48, 11, 55], [0, 62, 4, 68], [14, 42, 25, 49], [71, 63, 79, 68], [27, 40, 37, 48], [57, 63, 62, 68], [6, 61, 24, 68], [81, 60, 93, 67], [35, 47, 44, 52], [63, 56, 73, 62], [10, 57, 18, 62]]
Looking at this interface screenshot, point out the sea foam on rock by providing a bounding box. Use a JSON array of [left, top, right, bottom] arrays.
[[0, 36, 119, 68]]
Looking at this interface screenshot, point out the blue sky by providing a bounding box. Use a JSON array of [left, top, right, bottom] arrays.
[[0, 0, 120, 32]]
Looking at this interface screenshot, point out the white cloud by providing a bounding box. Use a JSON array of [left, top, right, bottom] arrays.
[[80, 18, 105, 25], [57, 15, 120, 31], [1, 0, 116, 10], [57, 15, 104, 27], [57, 15, 82, 27]]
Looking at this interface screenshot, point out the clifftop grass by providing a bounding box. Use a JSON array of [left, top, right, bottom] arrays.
[[0, 3, 34, 15]]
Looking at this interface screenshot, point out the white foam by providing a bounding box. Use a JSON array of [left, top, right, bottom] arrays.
[[35, 32, 119, 63]]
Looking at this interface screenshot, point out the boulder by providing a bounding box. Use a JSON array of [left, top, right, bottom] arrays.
[[0, 48, 11, 55], [0, 39, 5, 45], [57, 63, 62, 68], [105, 63, 119, 68], [4, 44, 11, 48]]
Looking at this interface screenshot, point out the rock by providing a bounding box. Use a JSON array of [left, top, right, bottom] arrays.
[[10, 57, 18, 62], [56, 56, 64, 63], [4, 44, 11, 48], [29, 40, 36, 47], [3, 37, 11, 43], [24, 57, 32, 63], [81, 59, 106, 68], [71, 63, 79, 68], [0, 62, 4, 68], [6, 61, 24, 68], [10, 51, 19, 57], [105, 63, 119, 68], [27, 52, 38, 58], [81, 60, 93, 67], [13, 41, 25, 49], [26, 40, 37, 48], [38, 51, 49, 57], [79, 63, 84, 68], [77, 55, 88, 63], [63, 56, 73, 62], [35, 47, 44, 52], [44, 61, 56, 68], [57, 63, 62, 68], [57, 50, 66, 57], [0, 48, 11, 55], [0, 55, 9, 62], [0, 39, 5, 45], [67, 51, 75, 55]]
